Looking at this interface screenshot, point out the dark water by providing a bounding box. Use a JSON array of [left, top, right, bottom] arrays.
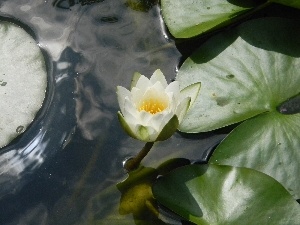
[[0, 0, 225, 224]]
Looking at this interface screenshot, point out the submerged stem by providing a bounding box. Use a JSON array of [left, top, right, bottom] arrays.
[[124, 142, 154, 171]]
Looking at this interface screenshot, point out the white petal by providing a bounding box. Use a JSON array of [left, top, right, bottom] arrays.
[[150, 69, 168, 87], [166, 92, 177, 112], [143, 86, 169, 104], [123, 98, 139, 123], [145, 126, 158, 142], [158, 112, 174, 131], [135, 75, 151, 90], [148, 113, 165, 131], [117, 86, 131, 114], [165, 81, 180, 96], [176, 97, 191, 123], [138, 110, 153, 125], [156, 115, 179, 141], [152, 81, 166, 93], [131, 87, 144, 107], [123, 110, 138, 127]]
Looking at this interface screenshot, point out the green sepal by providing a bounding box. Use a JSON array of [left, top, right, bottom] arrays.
[[136, 125, 150, 142], [131, 72, 142, 90], [156, 115, 179, 141]]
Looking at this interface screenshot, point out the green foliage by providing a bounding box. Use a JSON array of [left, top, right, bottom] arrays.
[[210, 111, 300, 198], [153, 164, 300, 225], [161, 0, 263, 38], [177, 18, 300, 132], [161, 0, 300, 38], [174, 17, 300, 200], [153, 13, 300, 225]]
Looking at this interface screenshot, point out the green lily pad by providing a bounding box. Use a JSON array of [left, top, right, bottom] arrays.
[[153, 164, 300, 225], [0, 21, 47, 148], [161, 0, 264, 38], [271, 0, 300, 9], [177, 18, 300, 133], [210, 111, 300, 198]]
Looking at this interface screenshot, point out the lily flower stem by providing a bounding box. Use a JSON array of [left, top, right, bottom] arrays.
[[124, 142, 154, 171]]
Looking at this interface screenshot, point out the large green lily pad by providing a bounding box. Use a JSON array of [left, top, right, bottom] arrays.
[[177, 18, 300, 133], [210, 111, 300, 198], [0, 21, 47, 148], [153, 164, 300, 225], [161, 0, 265, 38]]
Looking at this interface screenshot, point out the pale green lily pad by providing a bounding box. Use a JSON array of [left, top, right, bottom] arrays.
[[0, 21, 47, 148], [177, 18, 300, 133], [153, 164, 300, 225], [161, 0, 263, 38], [210, 111, 300, 198]]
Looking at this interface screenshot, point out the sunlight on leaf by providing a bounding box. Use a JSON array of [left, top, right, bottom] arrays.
[[210, 111, 300, 198], [177, 18, 300, 133], [153, 164, 300, 225], [161, 0, 265, 38]]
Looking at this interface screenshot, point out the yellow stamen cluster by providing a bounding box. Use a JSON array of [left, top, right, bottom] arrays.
[[138, 98, 167, 114]]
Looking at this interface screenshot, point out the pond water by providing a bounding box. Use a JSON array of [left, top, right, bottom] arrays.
[[0, 1, 226, 224]]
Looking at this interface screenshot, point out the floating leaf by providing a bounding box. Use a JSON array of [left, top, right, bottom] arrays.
[[161, 0, 265, 38], [210, 111, 300, 198], [177, 18, 300, 133], [0, 21, 47, 148], [153, 164, 300, 225]]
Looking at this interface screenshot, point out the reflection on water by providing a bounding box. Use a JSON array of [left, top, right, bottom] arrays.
[[53, 0, 104, 9], [0, 0, 225, 224]]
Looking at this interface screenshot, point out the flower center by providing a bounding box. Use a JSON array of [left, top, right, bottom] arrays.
[[138, 98, 167, 114]]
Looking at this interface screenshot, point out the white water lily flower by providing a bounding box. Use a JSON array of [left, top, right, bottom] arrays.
[[117, 69, 200, 142]]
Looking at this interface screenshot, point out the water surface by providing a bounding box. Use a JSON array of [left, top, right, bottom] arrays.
[[0, 1, 225, 224]]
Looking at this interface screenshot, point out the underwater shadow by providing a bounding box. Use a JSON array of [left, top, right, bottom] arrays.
[[189, 17, 300, 65], [153, 164, 210, 220], [227, 0, 267, 8], [189, 30, 238, 64]]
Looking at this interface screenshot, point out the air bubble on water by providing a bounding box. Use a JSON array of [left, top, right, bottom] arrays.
[[122, 156, 135, 168], [16, 125, 25, 133]]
